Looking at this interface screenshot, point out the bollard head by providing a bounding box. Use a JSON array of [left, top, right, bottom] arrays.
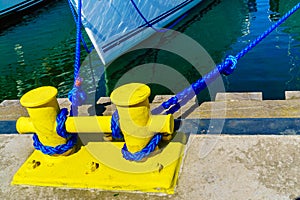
[[110, 83, 150, 106], [20, 86, 58, 108]]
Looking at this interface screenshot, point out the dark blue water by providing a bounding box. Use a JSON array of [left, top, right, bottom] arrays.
[[0, 0, 86, 102], [224, 0, 300, 99], [0, 0, 300, 103]]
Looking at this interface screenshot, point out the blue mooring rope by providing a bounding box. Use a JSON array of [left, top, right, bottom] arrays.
[[68, 0, 87, 117], [110, 111, 163, 161], [121, 134, 162, 161], [111, 111, 123, 139], [152, 2, 300, 115], [32, 108, 77, 155], [151, 55, 238, 115], [67, 0, 94, 53], [111, 2, 300, 161], [235, 2, 300, 61]]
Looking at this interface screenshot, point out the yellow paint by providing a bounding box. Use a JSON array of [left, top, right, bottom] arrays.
[[12, 132, 186, 194], [16, 87, 112, 157], [18, 116, 113, 134], [110, 83, 174, 153], [65, 116, 112, 133]]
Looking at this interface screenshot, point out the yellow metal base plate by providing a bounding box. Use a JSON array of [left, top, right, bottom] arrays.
[[12, 133, 186, 194]]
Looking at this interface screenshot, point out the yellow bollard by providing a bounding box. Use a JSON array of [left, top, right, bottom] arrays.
[[16, 86, 113, 156], [16, 86, 66, 147], [17, 84, 174, 155], [110, 83, 174, 153]]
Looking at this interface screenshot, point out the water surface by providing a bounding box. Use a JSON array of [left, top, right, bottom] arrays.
[[0, 0, 299, 103]]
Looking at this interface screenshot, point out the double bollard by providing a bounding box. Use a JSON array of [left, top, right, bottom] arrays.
[[16, 83, 174, 156]]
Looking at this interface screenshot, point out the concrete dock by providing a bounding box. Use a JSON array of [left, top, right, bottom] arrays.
[[0, 92, 299, 199]]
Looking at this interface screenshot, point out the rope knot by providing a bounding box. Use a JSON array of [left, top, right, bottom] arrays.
[[68, 78, 86, 107], [75, 77, 83, 87], [220, 55, 237, 76]]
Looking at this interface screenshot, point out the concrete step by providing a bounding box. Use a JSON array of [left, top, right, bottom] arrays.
[[215, 92, 262, 101], [190, 99, 300, 119], [285, 91, 300, 100], [3, 91, 300, 121]]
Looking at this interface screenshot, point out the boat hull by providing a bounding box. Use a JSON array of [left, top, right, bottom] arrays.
[[70, 0, 203, 65], [0, 0, 47, 19]]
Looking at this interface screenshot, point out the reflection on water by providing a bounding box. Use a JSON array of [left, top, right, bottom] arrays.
[[269, 0, 280, 21], [103, 0, 249, 102], [0, 0, 90, 102], [225, 0, 300, 99], [247, 0, 258, 13], [280, 1, 300, 92], [0, 0, 299, 103]]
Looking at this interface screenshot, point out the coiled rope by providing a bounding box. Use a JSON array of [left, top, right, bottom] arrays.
[[121, 134, 162, 161], [32, 108, 77, 155]]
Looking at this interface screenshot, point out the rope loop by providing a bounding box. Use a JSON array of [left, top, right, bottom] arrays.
[[110, 111, 162, 161], [56, 108, 69, 138], [121, 134, 162, 161], [33, 133, 77, 155], [32, 108, 77, 155], [32, 108, 78, 155]]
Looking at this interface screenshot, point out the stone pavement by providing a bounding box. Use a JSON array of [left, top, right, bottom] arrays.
[[0, 92, 299, 199]]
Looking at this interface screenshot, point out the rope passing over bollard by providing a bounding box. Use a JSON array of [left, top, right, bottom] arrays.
[[32, 108, 77, 155]]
